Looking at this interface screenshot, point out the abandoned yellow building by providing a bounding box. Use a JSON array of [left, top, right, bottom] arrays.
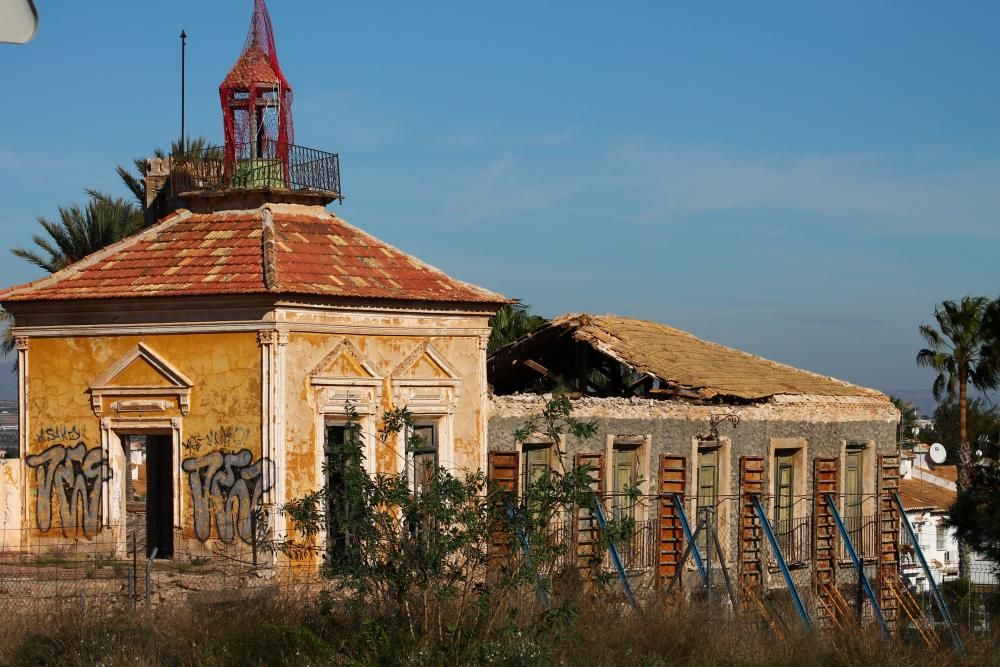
[[0, 0, 926, 634], [0, 2, 506, 559]]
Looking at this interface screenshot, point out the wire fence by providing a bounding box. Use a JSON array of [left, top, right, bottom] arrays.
[[0, 526, 331, 615], [0, 492, 996, 638]]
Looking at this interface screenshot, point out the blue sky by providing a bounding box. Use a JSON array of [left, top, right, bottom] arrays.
[[2, 1, 999, 410]]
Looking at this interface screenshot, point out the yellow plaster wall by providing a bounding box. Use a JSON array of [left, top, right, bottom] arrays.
[[281, 310, 490, 510], [24, 333, 261, 547]]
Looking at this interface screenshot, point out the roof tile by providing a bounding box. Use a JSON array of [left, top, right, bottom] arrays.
[[0, 205, 506, 305]]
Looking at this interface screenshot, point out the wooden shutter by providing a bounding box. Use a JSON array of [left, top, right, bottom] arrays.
[[656, 454, 687, 589], [877, 453, 901, 631], [574, 452, 605, 566], [812, 457, 844, 626], [487, 451, 520, 566], [738, 456, 765, 605]]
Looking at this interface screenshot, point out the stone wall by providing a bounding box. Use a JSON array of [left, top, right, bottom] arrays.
[[489, 393, 899, 585]]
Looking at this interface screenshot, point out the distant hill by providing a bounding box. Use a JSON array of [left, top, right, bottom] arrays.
[[0, 361, 14, 401]]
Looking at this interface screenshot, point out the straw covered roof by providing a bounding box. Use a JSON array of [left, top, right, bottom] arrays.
[[490, 313, 886, 402]]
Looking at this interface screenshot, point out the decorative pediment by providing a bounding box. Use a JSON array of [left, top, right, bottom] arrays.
[[88, 343, 193, 416], [309, 338, 383, 414], [391, 341, 461, 412], [309, 338, 381, 381], [390, 341, 461, 381]]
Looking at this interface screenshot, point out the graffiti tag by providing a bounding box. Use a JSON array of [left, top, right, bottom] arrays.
[[182, 426, 250, 454], [182, 448, 273, 543], [25, 443, 109, 536], [35, 425, 81, 444]]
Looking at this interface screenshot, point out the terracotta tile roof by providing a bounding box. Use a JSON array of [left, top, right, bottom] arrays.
[[492, 313, 886, 401], [0, 204, 506, 305], [221, 45, 280, 87], [923, 465, 958, 483], [899, 477, 955, 511]]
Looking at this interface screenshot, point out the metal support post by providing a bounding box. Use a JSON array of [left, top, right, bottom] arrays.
[[701, 506, 714, 602], [505, 502, 550, 605], [893, 493, 964, 655], [750, 494, 813, 630], [145, 548, 158, 613], [666, 520, 705, 595], [593, 498, 639, 609], [710, 521, 739, 611], [824, 494, 889, 638], [671, 494, 707, 580]]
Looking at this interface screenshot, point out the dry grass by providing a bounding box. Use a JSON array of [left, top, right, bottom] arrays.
[[1, 593, 999, 666]]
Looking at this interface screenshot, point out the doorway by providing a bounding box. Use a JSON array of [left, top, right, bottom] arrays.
[[122, 434, 174, 558]]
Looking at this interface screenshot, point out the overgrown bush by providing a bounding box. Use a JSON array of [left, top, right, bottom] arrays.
[[269, 393, 639, 648]]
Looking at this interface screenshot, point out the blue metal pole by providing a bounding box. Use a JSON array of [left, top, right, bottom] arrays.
[[505, 502, 550, 605], [893, 492, 964, 655], [593, 498, 639, 609], [751, 494, 813, 630], [824, 494, 889, 638], [671, 493, 708, 582]]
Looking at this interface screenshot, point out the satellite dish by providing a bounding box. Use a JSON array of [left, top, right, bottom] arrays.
[[929, 443, 947, 465]]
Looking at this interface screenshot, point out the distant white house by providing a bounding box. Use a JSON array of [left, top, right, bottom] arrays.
[[899, 446, 996, 592]]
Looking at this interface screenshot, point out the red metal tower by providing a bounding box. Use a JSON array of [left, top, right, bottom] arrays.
[[219, 0, 293, 165]]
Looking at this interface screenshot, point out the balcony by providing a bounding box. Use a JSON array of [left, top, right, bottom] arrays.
[[170, 140, 342, 201]]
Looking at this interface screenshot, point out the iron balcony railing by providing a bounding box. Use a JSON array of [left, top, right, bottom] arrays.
[[171, 140, 342, 200]]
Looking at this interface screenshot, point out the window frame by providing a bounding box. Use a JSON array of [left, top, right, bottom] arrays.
[[605, 435, 650, 521], [406, 421, 440, 495]]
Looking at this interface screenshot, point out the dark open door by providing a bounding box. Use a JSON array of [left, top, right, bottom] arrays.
[[145, 435, 174, 558]]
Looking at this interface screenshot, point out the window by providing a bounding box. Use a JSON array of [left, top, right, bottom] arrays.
[[611, 439, 641, 520], [325, 422, 362, 560], [405, 423, 439, 541], [522, 443, 553, 494], [407, 423, 438, 495], [936, 524, 948, 552], [774, 449, 796, 556], [696, 443, 720, 553], [844, 443, 865, 548]]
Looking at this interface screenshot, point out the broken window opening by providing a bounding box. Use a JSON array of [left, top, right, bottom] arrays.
[[123, 433, 173, 559], [325, 422, 364, 562]]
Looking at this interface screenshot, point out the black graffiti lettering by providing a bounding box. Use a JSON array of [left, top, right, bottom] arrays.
[[182, 434, 203, 454], [182, 448, 273, 544], [34, 425, 81, 444], [25, 442, 108, 536]]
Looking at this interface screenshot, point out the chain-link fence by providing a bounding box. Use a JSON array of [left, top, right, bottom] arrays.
[[0, 525, 331, 615]]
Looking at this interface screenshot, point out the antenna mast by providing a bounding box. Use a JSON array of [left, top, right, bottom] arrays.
[[180, 29, 187, 153]]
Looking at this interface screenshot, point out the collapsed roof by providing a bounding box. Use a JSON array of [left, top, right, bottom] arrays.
[[489, 313, 886, 403]]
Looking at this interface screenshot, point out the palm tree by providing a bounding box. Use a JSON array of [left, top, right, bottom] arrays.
[[488, 302, 547, 354], [10, 191, 143, 273], [117, 136, 215, 208], [3, 137, 214, 363], [917, 295, 1000, 579], [0, 309, 13, 359]]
